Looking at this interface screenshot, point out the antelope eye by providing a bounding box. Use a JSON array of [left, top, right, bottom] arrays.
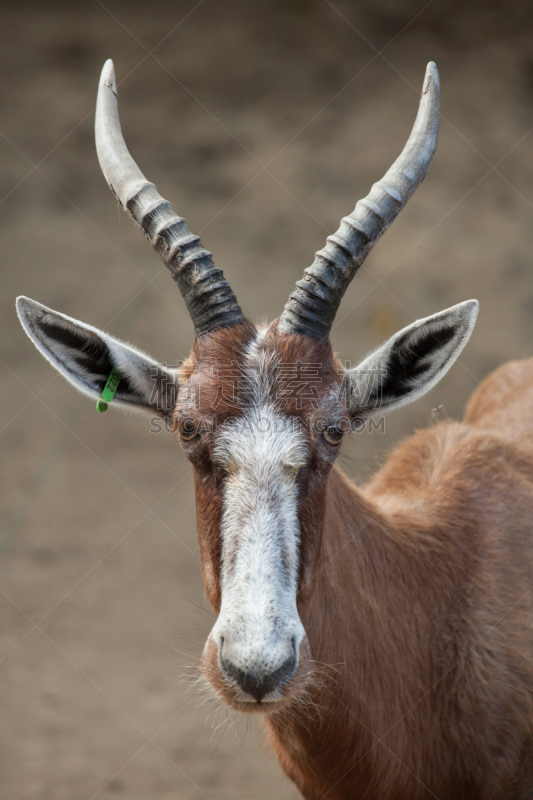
[[322, 425, 344, 446], [180, 420, 200, 441]]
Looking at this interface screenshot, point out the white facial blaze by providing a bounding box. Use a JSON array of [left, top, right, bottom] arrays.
[[210, 347, 307, 687]]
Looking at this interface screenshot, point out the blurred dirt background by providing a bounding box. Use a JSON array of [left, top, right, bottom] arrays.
[[1, 1, 532, 798]]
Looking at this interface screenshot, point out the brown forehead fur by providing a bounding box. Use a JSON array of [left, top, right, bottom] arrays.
[[176, 320, 344, 428]]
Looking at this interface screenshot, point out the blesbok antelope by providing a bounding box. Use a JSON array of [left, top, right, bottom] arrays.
[[16, 59, 533, 799]]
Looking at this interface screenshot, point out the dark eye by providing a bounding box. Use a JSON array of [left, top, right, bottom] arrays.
[[322, 425, 344, 446], [180, 420, 199, 441]]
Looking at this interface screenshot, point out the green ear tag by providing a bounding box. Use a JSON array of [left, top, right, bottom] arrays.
[[96, 368, 121, 412]]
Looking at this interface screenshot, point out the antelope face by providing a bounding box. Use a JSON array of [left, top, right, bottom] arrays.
[[17, 61, 479, 715], [177, 324, 345, 710]]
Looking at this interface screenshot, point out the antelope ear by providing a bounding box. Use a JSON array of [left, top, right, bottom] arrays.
[[16, 297, 177, 416], [343, 300, 479, 418]]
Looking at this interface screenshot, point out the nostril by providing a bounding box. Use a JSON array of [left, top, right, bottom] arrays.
[[221, 651, 297, 702], [221, 657, 255, 693], [272, 652, 297, 687]]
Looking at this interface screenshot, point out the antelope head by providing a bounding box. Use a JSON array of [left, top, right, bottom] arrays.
[[17, 61, 478, 711]]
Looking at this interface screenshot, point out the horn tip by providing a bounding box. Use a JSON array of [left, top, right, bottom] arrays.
[[423, 61, 440, 95], [100, 59, 116, 93]]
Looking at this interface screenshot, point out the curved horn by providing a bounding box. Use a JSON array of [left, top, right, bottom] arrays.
[[277, 62, 440, 340], [95, 60, 244, 337]]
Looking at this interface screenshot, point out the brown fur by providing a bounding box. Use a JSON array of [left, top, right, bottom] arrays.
[[179, 326, 533, 799], [268, 359, 533, 800]]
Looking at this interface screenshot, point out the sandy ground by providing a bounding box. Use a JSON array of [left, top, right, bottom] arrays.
[[1, 1, 532, 797]]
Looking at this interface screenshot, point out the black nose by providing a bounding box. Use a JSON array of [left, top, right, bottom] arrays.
[[221, 651, 297, 702]]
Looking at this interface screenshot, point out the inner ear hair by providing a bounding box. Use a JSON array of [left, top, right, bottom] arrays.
[[380, 320, 458, 401]]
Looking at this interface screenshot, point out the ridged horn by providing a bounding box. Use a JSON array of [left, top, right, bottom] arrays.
[[277, 62, 440, 340], [95, 59, 244, 337]]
